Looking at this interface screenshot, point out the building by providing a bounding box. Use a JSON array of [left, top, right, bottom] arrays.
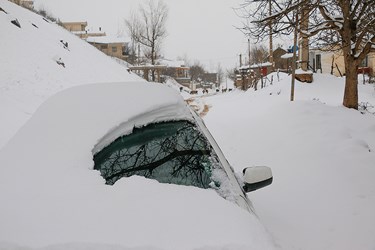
[[159, 59, 190, 84], [309, 48, 375, 77], [87, 36, 129, 61], [235, 62, 274, 89], [61, 22, 106, 39], [129, 59, 191, 85], [61, 21, 129, 61], [61, 21, 87, 32], [273, 47, 289, 71]]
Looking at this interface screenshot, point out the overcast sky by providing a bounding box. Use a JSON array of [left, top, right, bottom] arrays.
[[33, 0, 255, 71]]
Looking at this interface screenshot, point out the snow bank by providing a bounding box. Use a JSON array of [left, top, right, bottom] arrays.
[[0, 0, 142, 149], [203, 73, 375, 250]]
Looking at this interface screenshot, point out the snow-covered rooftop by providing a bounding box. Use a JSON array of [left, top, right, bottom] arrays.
[[157, 58, 188, 68], [281, 53, 294, 59], [86, 35, 129, 44], [249, 62, 273, 68]]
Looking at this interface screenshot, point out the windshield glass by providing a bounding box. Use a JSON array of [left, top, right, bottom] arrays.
[[93, 121, 214, 188]]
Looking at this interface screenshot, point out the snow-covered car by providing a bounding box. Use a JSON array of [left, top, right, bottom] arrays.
[[0, 82, 274, 250]]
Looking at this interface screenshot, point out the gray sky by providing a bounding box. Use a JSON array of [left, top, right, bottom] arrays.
[[34, 0, 252, 71]]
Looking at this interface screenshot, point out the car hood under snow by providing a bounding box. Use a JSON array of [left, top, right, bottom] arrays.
[[0, 82, 275, 250]]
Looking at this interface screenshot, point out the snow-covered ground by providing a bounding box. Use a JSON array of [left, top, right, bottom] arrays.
[[0, 82, 276, 250], [199, 73, 375, 250], [0, 2, 276, 250], [2, 1, 375, 250], [0, 0, 142, 149]]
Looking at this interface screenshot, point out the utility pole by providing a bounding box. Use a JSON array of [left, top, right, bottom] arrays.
[[291, 9, 299, 101]]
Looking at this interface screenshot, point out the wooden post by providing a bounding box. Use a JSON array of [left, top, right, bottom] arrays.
[[144, 68, 149, 81], [157, 69, 161, 83]]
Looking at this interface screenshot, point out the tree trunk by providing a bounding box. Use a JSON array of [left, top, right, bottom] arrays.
[[343, 56, 358, 109], [341, 0, 359, 110], [151, 45, 155, 82], [300, 7, 309, 71]]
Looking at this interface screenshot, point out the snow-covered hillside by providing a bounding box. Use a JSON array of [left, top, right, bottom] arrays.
[[0, 0, 142, 148], [200, 73, 375, 250]]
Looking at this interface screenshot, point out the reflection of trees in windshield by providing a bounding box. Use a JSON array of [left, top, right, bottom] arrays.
[[94, 121, 213, 188]]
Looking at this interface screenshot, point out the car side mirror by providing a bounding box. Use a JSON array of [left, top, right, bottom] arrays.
[[242, 166, 273, 192]]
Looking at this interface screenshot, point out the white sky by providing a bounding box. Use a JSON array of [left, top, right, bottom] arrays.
[[33, 0, 252, 71]]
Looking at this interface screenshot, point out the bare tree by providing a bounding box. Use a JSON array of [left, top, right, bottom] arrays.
[[190, 61, 206, 82], [238, 0, 375, 110], [249, 44, 269, 65], [126, 0, 168, 81]]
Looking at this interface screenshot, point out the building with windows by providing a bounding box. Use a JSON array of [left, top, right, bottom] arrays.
[[61, 21, 128, 61], [129, 59, 191, 85], [61, 21, 87, 32], [86, 36, 129, 61], [309, 48, 375, 77], [61, 22, 106, 39]]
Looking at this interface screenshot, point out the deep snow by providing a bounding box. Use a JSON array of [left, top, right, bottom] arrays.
[[0, 82, 276, 250], [2, 1, 375, 250], [200, 73, 375, 250], [0, 0, 142, 149], [0, 4, 277, 250]]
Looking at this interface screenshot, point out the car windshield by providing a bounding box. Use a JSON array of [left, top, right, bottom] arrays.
[[93, 121, 215, 188]]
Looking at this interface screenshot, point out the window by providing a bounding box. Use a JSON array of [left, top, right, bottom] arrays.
[[100, 44, 108, 50], [360, 55, 368, 67], [94, 121, 215, 188], [112, 46, 117, 53]]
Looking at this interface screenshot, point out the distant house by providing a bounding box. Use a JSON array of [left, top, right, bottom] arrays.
[[249, 62, 273, 76], [61, 22, 128, 61], [159, 59, 190, 83], [309, 48, 375, 77], [87, 36, 129, 61], [273, 47, 289, 71], [129, 59, 191, 85], [235, 62, 273, 89], [61, 22, 106, 39], [61, 21, 87, 32]]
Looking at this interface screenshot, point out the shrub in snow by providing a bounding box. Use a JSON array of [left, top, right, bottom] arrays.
[[358, 102, 375, 115]]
